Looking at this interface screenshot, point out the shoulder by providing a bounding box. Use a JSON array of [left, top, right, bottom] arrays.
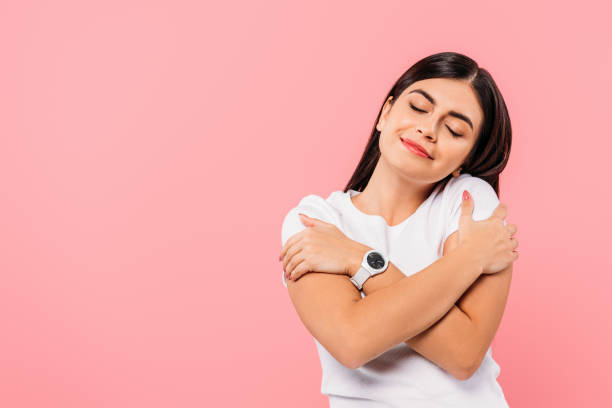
[[442, 174, 500, 221], [439, 174, 502, 246], [295, 193, 335, 214], [443, 173, 497, 200], [288, 193, 341, 224], [280, 193, 342, 246]]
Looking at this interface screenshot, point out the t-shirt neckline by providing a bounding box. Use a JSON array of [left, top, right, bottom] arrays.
[[344, 186, 439, 230]]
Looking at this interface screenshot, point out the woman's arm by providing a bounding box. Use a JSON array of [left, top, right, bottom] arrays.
[[285, 242, 483, 370], [281, 189, 516, 374], [349, 230, 512, 380]]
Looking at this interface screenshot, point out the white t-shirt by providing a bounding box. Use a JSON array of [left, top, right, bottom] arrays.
[[280, 173, 510, 408]]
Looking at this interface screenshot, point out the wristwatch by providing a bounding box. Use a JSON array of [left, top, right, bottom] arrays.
[[349, 249, 389, 290]]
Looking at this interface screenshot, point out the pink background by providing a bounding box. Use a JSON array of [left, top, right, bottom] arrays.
[[1, 0, 611, 406]]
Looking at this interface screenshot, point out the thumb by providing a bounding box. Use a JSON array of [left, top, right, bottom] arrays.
[[298, 213, 320, 227], [459, 190, 474, 227]]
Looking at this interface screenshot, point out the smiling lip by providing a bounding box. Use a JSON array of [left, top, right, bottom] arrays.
[[400, 137, 432, 159]]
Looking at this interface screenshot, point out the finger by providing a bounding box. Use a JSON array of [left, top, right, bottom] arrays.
[[287, 256, 306, 280], [459, 190, 474, 225], [491, 202, 507, 220], [286, 251, 305, 278], [299, 213, 328, 227], [506, 223, 517, 236], [280, 230, 306, 260], [510, 237, 518, 250], [280, 233, 299, 260], [290, 261, 309, 281], [298, 213, 317, 227], [282, 244, 304, 273]]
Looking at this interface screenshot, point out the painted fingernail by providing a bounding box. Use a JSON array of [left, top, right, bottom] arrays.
[[463, 190, 471, 201]]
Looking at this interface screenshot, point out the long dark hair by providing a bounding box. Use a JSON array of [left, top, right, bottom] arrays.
[[343, 51, 511, 196]]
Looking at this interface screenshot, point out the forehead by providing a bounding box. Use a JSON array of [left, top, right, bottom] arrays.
[[401, 78, 483, 126]]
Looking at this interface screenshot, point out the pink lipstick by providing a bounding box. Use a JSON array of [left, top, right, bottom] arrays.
[[400, 138, 432, 159]]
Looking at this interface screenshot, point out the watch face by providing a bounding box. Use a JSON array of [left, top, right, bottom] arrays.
[[367, 252, 386, 270]]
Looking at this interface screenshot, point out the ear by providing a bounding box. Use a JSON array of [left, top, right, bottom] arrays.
[[376, 96, 394, 132]]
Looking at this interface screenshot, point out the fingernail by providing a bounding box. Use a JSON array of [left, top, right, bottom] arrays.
[[463, 190, 471, 201], [298, 213, 307, 218]]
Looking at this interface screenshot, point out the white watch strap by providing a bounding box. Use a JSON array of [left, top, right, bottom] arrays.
[[349, 266, 371, 290]]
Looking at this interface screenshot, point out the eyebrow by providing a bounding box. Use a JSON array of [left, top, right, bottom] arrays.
[[408, 89, 474, 130]]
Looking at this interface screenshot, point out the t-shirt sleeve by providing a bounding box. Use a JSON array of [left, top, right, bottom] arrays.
[[442, 176, 506, 246], [280, 194, 341, 288]]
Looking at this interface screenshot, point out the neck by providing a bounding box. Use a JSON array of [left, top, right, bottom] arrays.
[[350, 159, 439, 227]]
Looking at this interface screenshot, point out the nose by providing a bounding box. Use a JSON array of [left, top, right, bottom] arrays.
[[416, 120, 437, 142]]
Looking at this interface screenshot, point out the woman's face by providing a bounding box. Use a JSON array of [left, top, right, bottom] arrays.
[[376, 78, 484, 185]]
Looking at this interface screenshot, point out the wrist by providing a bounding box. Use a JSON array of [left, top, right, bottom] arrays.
[[454, 242, 484, 278], [347, 242, 371, 277]]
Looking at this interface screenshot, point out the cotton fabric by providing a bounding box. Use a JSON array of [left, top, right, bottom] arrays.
[[280, 173, 510, 407]]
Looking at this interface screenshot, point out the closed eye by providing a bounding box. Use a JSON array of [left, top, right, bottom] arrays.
[[445, 125, 462, 137], [410, 103, 426, 113]]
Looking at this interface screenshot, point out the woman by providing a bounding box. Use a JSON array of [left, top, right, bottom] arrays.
[[278, 52, 518, 407]]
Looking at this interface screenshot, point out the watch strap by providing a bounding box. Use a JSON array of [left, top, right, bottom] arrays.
[[349, 266, 371, 290]]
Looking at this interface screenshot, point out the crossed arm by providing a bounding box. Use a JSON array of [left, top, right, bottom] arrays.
[[356, 230, 512, 379], [285, 230, 512, 380]]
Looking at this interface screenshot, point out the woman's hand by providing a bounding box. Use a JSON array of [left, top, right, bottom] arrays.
[[459, 190, 519, 275], [279, 213, 370, 282]]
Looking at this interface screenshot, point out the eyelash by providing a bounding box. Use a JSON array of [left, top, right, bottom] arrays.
[[409, 104, 463, 137]]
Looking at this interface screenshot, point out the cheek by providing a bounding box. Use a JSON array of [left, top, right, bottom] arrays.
[[447, 143, 473, 164], [380, 131, 404, 157], [379, 130, 395, 148], [435, 142, 471, 164]]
